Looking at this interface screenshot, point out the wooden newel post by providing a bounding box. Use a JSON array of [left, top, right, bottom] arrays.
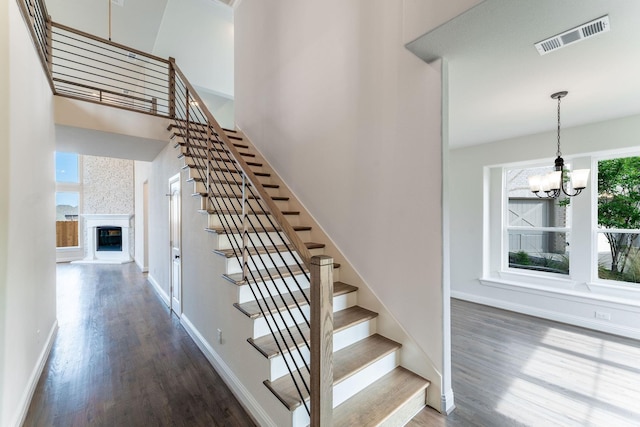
[[310, 255, 334, 427]]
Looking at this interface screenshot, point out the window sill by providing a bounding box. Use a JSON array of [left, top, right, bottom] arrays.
[[480, 272, 640, 308], [586, 281, 640, 300]]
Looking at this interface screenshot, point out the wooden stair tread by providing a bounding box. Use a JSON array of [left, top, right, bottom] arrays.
[[192, 192, 289, 202], [332, 367, 430, 427], [263, 333, 400, 411], [248, 306, 376, 360], [223, 261, 340, 286], [198, 209, 300, 216], [175, 142, 254, 157], [233, 281, 356, 319], [168, 123, 242, 137], [186, 177, 279, 189], [206, 224, 310, 235], [178, 153, 263, 168], [182, 164, 270, 178], [215, 242, 324, 259], [168, 123, 242, 138]]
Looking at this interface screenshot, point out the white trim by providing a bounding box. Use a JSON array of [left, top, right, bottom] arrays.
[[180, 315, 277, 427], [441, 390, 455, 414], [147, 274, 170, 306], [452, 290, 640, 340], [135, 258, 149, 273], [480, 276, 640, 309], [10, 320, 58, 427]]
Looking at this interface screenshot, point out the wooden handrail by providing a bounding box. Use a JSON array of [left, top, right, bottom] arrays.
[[51, 21, 171, 65], [52, 77, 154, 104], [15, 0, 55, 93], [170, 59, 314, 267]]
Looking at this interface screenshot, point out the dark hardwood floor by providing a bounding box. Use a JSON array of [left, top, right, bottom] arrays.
[[409, 299, 640, 427], [24, 263, 256, 427], [23, 264, 640, 426]]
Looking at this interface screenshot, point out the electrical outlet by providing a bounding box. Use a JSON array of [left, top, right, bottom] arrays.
[[595, 311, 611, 321], [217, 328, 223, 344]]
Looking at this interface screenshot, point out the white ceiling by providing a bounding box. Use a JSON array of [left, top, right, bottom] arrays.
[[46, 0, 170, 53], [45, 0, 232, 53], [406, 0, 640, 149]]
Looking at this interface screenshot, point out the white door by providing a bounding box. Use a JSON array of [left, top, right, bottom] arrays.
[[169, 174, 182, 316]]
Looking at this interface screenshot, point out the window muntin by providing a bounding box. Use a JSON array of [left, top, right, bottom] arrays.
[[505, 167, 570, 275]]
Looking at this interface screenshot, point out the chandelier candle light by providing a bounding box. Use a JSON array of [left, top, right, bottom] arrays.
[[528, 91, 590, 198]]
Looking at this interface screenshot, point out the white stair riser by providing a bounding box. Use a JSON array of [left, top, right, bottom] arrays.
[[253, 307, 376, 351], [208, 213, 301, 229], [332, 351, 398, 408], [334, 317, 376, 353], [216, 230, 312, 251], [189, 167, 258, 183], [237, 273, 310, 304], [287, 350, 398, 426], [190, 179, 280, 199], [253, 306, 308, 339], [266, 293, 357, 381], [202, 196, 289, 213], [225, 251, 304, 275]]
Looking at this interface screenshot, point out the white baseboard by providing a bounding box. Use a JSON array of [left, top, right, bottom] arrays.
[[10, 320, 58, 427], [180, 315, 277, 427], [135, 258, 148, 273], [441, 389, 455, 414], [451, 290, 640, 340], [148, 274, 169, 307]]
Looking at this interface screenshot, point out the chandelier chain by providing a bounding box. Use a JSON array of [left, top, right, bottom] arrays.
[[556, 95, 562, 158]]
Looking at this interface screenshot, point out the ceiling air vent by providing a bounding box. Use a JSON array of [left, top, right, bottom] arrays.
[[535, 15, 610, 55]]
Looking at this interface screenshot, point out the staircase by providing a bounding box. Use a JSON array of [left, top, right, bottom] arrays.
[[170, 121, 431, 426], [15, 0, 434, 421]]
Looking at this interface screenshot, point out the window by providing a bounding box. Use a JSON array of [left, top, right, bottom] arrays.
[[55, 152, 79, 183], [55, 152, 81, 250], [596, 156, 640, 284], [505, 166, 570, 275]]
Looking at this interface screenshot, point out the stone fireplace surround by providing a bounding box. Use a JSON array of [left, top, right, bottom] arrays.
[[73, 214, 133, 264]]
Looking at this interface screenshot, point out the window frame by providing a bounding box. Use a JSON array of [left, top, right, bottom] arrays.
[[502, 165, 572, 278], [55, 152, 83, 261]]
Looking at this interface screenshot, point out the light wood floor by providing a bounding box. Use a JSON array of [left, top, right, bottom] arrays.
[[24, 263, 256, 427], [409, 299, 640, 427]]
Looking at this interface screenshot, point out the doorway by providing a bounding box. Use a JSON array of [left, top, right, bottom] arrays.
[[169, 174, 181, 316]]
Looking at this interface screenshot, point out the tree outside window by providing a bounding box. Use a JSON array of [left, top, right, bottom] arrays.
[[597, 156, 640, 284]]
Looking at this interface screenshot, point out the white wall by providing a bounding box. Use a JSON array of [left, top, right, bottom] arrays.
[[450, 114, 640, 339], [134, 161, 152, 272], [234, 0, 478, 411], [153, 0, 234, 98], [0, 0, 9, 421], [1, 1, 58, 426], [146, 142, 181, 300]]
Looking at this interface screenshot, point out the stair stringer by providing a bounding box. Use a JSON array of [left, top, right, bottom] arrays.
[[233, 127, 443, 411]]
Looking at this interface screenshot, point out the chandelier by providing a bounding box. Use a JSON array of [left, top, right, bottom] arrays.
[[528, 91, 590, 198]]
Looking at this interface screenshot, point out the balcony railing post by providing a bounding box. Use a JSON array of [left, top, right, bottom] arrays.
[[310, 255, 334, 427], [168, 57, 176, 118], [206, 125, 212, 203], [46, 14, 53, 75]]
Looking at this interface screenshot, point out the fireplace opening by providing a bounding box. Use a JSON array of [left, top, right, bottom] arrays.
[[96, 226, 122, 251]]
